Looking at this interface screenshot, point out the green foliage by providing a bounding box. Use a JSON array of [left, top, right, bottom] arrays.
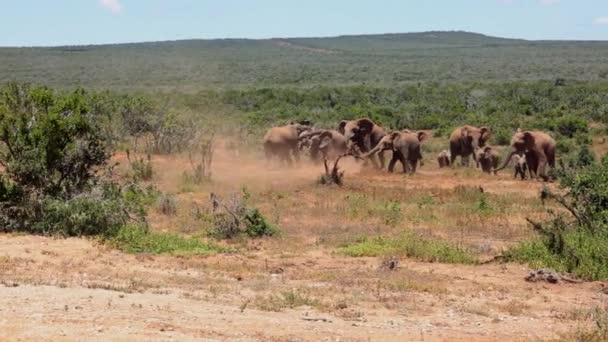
[[339, 232, 476, 264], [31, 185, 141, 237], [506, 156, 608, 280], [127, 151, 154, 181], [372, 201, 402, 227], [210, 191, 279, 239], [243, 208, 279, 238], [0, 83, 108, 198], [4, 32, 608, 89], [111, 225, 224, 255]]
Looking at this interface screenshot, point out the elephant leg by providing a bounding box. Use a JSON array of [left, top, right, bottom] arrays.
[[378, 151, 386, 170], [538, 153, 549, 181], [292, 145, 300, 165], [400, 151, 409, 174], [388, 154, 398, 173], [410, 158, 418, 174]]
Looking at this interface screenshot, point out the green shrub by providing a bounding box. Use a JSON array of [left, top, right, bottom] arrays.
[[111, 225, 224, 255], [210, 191, 279, 239], [0, 84, 149, 236], [505, 156, 608, 280], [243, 208, 279, 237], [338, 232, 476, 264], [127, 151, 154, 181]]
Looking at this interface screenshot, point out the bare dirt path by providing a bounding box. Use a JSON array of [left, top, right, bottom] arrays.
[[0, 235, 604, 341]]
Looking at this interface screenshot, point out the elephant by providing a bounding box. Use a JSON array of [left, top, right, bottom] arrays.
[[437, 150, 451, 168], [263, 122, 312, 166], [512, 153, 528, 180], [338, 118, 386, 169], [475, 146, 500, 174], [298, 129, 348, 163], [365, 130, 427, 174], [495, 130, 556, 181], [449, 125, 492, 167]]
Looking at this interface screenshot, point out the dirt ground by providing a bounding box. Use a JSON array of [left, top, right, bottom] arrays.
[[1, 139, 607, 341]]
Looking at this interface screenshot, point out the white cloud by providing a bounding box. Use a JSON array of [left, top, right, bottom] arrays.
[[99, 0, 122, 14], [539, 0, 559, 5], [595, 17, 608, 25]]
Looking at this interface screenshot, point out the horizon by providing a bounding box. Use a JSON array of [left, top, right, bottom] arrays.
[[3, 30, 608, 49], [2, 0, 608, 47]]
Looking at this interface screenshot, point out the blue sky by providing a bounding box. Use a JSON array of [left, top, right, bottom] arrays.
[[2, 0, 608, 46]]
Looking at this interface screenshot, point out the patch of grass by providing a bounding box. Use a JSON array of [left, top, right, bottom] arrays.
[[110, 225, 225, 255], [504, 229, 608, 280], [254, 289, 319, 312], [372, 201, 402, 227], [338, 232, 477, 264]]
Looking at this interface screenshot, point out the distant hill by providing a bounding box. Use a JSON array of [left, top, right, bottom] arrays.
[[1, 31, 608, 91]]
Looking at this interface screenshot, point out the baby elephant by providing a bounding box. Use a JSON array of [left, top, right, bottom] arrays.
[[476, 146, 500, 174], [512, 153, 528, 180], [437, 150, 451, 168]]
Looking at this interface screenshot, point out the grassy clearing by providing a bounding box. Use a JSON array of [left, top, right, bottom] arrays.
[[338, 232, 476, 264], [110, 225, 225, 255]]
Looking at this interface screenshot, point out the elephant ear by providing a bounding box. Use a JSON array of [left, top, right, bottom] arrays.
[[319, 136, 331, 150], [523, 131, 536, 147], [460, 127, 470, 140], [388, 131, 401, 146], [338, 121, 348, 135], [358, 118, 375, 135], [480, 127, 492, 143], [417, 131, 428, 142]]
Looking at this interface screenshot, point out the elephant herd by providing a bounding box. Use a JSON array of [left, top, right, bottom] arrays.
[[263, 118, 557, 181]]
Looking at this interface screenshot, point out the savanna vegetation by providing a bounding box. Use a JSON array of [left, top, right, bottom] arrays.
[[2, 31, 608, 340], [3, 31, 608, 90]]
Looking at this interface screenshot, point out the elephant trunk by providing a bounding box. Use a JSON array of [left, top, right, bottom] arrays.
[[495, 150, 516, 173], [362, 144, 383, 159]]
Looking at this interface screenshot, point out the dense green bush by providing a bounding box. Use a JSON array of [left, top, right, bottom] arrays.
[[0, 83, 145, 236]]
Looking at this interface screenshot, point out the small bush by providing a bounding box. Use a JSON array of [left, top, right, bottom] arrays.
[[243, 208, 279, 237], [127, 151, 154, 181], [156, 193, 178, 216], [110, 225, 224, 255], [209, 191, 279, 239], [338, 232, 476, 264]]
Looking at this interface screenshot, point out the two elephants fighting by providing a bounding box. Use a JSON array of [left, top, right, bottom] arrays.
[[264, 118, 427, 174]]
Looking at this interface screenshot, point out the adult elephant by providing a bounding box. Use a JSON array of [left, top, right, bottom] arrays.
[[338, 118, 386, 169], [263, 122, 312, 166], [494, 130, 556, 181], [449, 125, 492, 167], [298, 129, 348, 163], [365, 130, 427, 174]]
